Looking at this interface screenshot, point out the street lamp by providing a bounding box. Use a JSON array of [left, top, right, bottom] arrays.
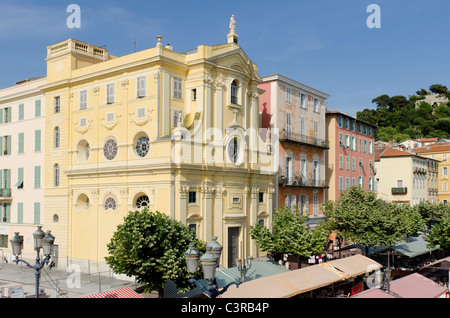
[[9, 226, 56, 298], [184, 236, 252, 298], [235, 255, 253, 282]]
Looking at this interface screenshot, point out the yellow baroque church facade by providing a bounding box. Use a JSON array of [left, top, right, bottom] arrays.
[[41, 29, 276, 269]]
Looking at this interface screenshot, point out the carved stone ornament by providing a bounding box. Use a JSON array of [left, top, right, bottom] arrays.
[[130, 108, 153, 126], [73, 119, 93, 134], [100, 114, 122, 130]]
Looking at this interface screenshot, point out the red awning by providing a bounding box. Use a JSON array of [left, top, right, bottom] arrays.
[[82, 287, 143, 298]]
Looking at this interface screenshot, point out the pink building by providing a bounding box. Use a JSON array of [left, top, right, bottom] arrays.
[[325, 111, 377, 201], [259, 74, 329, 222]]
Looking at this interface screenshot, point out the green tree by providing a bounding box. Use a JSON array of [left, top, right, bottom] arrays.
[[429, 84, 448, 96], [414, 201, 449, 229], [105, 209, 205, 297], [250, 207, 330, 264], [395, 203, 426, 242], [426, 209, 450, 250], [322, 186, 406, 255]]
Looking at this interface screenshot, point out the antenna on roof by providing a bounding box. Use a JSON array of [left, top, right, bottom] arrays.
[[133, 40, 136, 53]]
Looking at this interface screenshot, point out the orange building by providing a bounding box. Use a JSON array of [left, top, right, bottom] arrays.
[[259, 74, 329, 224]]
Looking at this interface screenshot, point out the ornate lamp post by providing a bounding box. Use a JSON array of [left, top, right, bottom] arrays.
[[184, 236, 252, 298], [9, 226, 56, 298]]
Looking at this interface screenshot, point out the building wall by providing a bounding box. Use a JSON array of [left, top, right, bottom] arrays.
[[42, 38, 275, 269], [326, 112, 376, 201], [258, 75, 329, 221], [0, 77, 46, 260]]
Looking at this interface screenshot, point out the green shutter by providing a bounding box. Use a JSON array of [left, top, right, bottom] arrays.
[[35, 100, 41, 117], [0, 137, 2, 156], [17, 202, 23, 223], [6, 136, 10, 155], [6, 108, 11, 123], [35, 130, 41, 151], [18, 104, 24, 121], [16, 167, 23, 189], [18, 133, 24, 154], [0, 108, 3, 124], [4, 203, 10, 223], [34, 166, 40, 189], [34, 202, 40, 224], [5, 169, 10, 189]]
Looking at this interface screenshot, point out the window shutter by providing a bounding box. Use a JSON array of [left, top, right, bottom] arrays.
[[18, 133, 24, 154], [34, 166, 40, 189], [17, 167, 23, 188], [19, 104, 24, 120], [5, 169, 10, 189], [7, 108, 11, 123], [6, 136, 10, 155], [35, 130, 41, 151], [0, 137, 2, 156], [34, 202, 40, 224], [0, 108, 3, 123], [17, 202, 23, 224], [35, 100, 41, 117]]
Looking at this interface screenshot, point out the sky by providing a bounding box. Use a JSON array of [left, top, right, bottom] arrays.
[[0, 0, 449, 116]]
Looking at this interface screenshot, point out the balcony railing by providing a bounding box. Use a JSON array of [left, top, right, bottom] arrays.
[[280, 130, 329, 149], [280, 178, 329, 189], [0, 188, 11, 198], [392, 187, 407, 195]]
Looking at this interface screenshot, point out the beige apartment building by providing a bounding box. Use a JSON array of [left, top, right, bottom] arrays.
[[374, 145, 439, 205]]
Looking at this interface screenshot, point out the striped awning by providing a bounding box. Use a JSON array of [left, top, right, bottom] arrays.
[[82, 287, 143, 298]]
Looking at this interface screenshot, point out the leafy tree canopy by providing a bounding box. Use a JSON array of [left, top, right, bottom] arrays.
[[105, 209, 206, 297], [250, 207, 330, 261]]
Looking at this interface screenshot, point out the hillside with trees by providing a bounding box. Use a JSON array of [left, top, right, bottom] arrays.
[[356, 84, 450, 142]]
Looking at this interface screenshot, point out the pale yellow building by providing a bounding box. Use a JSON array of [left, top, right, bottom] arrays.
[[415, 143, 450, 204], [374, 146, 439, 205], [41, 25, 275, 269]]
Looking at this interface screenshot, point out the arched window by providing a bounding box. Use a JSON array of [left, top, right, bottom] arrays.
[[231, 80, 238, 104], [54, 164, 60, 187], [227, 136, 239, 164], [54, 127, 60, 148]]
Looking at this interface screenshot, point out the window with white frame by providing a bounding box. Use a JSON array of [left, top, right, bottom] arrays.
[[137, 107, 146, 118], [286, 112, 292, 138], [54, 96, 60, 113], [285, 156, 293, 183], [313, 195, 319, 216], [301, 94, 307, 109], [107, 84, 115, 104], [286, 87, 291, 103], [54, 164, 60, 187], [54, 127, 60, 148], [173, 77, 183, 99], [313, 98, 320, 113], [80, 90, 87, 109], [137, 76, 146, 98]]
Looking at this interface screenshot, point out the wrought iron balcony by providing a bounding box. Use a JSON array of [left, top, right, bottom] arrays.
[[279, 129, 329, 149], [279, 177, 329, 189], [391, 187, 407, 195]]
